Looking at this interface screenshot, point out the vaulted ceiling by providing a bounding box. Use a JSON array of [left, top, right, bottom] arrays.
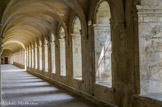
[[0, 0, 88, 52]]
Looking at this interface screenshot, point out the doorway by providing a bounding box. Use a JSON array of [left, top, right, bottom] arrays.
[[5, 57, 9, 64]]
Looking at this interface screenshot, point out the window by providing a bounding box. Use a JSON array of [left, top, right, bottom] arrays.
[[72, 16, 82, 79], [59, 27, 66, 76], [94, 1, 112, 87]]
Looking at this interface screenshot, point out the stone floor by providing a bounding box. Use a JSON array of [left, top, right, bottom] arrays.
[[1, 64, 98, 107]]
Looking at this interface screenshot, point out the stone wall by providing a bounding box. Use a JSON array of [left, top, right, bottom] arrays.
[[13, 62, 25, 69], [5, 0, 162, 107], [141, 0, 162, 7], [138, 4, 162, 94], [1, 49, 13, 64], [12, 49, 26, 69]]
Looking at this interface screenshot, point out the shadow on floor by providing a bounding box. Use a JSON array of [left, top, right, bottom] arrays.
[[1, 64, 98, 107]]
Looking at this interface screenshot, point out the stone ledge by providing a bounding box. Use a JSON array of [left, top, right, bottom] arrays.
[[27, 70, 117, 107], [137, 5, 162, 10], [133, 94, 162, 107], [13, 62, 25, 69], [137, 5, 162, 17]]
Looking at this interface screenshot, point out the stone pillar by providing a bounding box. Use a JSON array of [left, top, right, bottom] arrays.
[[22, 50, 24, 65], [28, 47, 30, 68], [32, 45, 35, 71], [42, 41, 45, 74], [33, 45, 36, 71], [26, 48, 28, 68], [28, 47, 30, 69], [0, 23, 3, 103], [37, 43, 40, 72], [25, 48, 28, 69], [55, 39, 60, 76], [48, 41, 52, 76], [30, 46, 32, 69], [44, 43, 48, 72], [137, 5, 162, 94], [35, 44, 38, 70], [66, 35, 72, 79]]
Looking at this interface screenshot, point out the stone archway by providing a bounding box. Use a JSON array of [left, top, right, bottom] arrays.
[[94, 1, 112, 87]]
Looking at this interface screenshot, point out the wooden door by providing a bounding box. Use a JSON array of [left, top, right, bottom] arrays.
[[5, 57, 8, 64]]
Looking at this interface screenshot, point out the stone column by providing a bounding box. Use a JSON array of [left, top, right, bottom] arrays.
[[35, 44, 38, 70], [42, 42, 45, 74], [26, 49, 28, 69], [28, 48, 30, 68], [22, 50, 25, 66], [26, 48, 28, 68], [55, 39, 60, 76], [137, 5, 162, 94], [28, 48, 29, 68], [33, 45, 36, 71], [0, 23, 3, 103], [37, 43, 40, 72], [48, 41, 52, 76], [44, 43, 48, 72], [32, 45, 35, 71], [30, 46, 32, 69]]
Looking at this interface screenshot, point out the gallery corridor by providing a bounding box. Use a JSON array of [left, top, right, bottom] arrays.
[[1, 65, 98, 107], [1, 0, 162, 106]]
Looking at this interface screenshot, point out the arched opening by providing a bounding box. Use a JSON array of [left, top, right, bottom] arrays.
[[12, 48, 26, 69], [59, 27, 66, 76], [32, 44, 34, 69], [72, 16, 82, 79], [1, 49, 13, 64], [35, 42, 38, 70], [44, 38, 48, 72], [51, 33, 56, 74], [29, 46, 32, 68], [94, 1, 112, 87], [39, 39, 43, 70], [26, 48, 29, 67]]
